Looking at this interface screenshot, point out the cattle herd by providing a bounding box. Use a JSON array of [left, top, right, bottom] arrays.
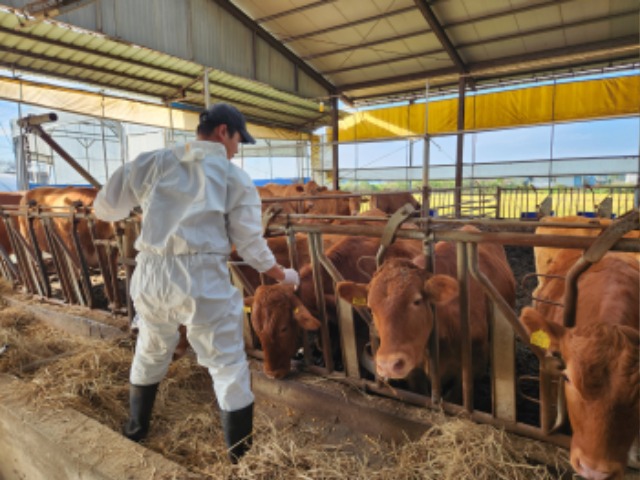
[[0, 184, 637, 479]]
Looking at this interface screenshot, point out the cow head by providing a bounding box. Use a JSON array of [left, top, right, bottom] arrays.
[[337, 258, 458, 380], [248, 284, 321, 379], [521, 307, 639, 480]]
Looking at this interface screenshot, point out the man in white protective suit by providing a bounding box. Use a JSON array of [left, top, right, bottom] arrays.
[[94, 103, 300, 463]]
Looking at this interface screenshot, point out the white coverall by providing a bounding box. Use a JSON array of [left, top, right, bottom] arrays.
[[94, 141, 277, 411]]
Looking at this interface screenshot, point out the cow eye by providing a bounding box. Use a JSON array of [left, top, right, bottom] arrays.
[[561, 372, 570, 385], [412, 297, 423, 306]]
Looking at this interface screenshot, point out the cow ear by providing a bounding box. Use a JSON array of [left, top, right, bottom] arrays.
[[290, 296, 321, 331], [424, 274, 458, 304], [336, 281, 368, 307], [519, 306, 564, 352], [249, 302, 263, 334], [412, 254, 427, 269]]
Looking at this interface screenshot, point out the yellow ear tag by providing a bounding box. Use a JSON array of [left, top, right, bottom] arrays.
[[243, 306, 252, 314], [530, 329, 550, 349], [352, 297, 367, 306], [293, 307, 299, 314]]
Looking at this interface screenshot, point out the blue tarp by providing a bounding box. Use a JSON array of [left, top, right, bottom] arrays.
[[253, 177, 310, 186]]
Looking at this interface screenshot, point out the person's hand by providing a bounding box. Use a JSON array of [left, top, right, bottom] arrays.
[[279, 268, 300, 288]]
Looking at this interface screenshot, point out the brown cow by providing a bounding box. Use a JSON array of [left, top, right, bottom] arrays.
[[261, 181, 324, 213], [520, 251, 639, 480], [297, 235, 423, 317], [533, 215, 640, 294], [369, 191, 420, 214], [337, 225, 516, 399], [0, 191, 24, 255], [247, 234, 422, 379], [247, 284, 321, 379], [18, 186, 115, 269], [304, 189, 361, 217]]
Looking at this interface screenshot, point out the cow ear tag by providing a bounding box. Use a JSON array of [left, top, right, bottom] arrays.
[[530, 329, 550, 349], [293, 307, 299, 314], [243, 306, 252, 314], [352, 297, 367, 306]]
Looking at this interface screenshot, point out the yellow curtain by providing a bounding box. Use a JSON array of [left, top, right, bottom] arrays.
[[331, 75, 640, 141]]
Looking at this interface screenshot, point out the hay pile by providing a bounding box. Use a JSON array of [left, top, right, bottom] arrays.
[[0, 294, 570, 479]]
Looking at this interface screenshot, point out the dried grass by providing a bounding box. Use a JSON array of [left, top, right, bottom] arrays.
[[0, 299, 570, 480]]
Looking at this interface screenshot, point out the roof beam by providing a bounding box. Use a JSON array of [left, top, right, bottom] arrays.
[[323, 9, 638, 76], [2, 60, 311, 131], [454, 9, 638, 51], [1, 44, 320, 124], [212, 0, 334, 92], [444, 0, 573, 29], [21, 0, 95, 21], [338, 36, 639, 93], [0, 24, 322, 115], [413, 0, 467, 75], [302, 0, 576, 62], [0, 45, 180, 91]]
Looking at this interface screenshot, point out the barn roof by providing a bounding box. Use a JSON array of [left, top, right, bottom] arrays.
[[0, 0, 637, 132]]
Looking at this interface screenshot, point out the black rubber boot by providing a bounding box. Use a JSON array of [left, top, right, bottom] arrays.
[[220, 402, 254, 463], [123, 383, 159, 442]]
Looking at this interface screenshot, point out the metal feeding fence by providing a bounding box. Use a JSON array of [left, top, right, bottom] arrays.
[[0, 195, 638, 470], [235, 212, 640, 468]]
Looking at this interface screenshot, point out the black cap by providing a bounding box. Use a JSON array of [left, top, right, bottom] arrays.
[[198, 103, 256, 144]]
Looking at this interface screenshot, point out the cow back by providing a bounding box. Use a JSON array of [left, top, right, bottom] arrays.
[[370, 192, 420, 214], [0, 191, 23, 255], [18, 187, 113, 268]]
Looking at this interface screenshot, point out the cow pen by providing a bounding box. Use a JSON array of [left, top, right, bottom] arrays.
[[0, 196, 638, 478]]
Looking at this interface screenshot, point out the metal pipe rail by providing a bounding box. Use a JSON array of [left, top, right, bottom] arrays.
[[2, 202, 637, 463]]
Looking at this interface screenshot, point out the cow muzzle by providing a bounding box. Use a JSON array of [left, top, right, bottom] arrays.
[[571, 450, 623, 480], [376, 351, 413, 379]]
